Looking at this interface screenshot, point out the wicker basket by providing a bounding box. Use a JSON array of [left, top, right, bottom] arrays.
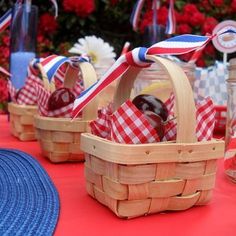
[[8, 102, 38, 141], [80, 56, 225, 218], [34, 62, 98, 163]]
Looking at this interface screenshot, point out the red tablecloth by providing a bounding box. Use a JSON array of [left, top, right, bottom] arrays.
[[1, 114, 236, 236]]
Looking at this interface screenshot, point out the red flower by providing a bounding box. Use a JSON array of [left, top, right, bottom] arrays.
[[231, 0, 236, 13], [183, 3, 198, 15], [109, 0, 119, 6], [177, 24, 192, 34], [157, 6, 168, 26], [62, 0, 95, 18], [190, 11, 205, 27], [1, 34, 10, 46], [200, 0, 211, 11], [178, 3, 205, 28], [139, 10, 153, 33], [0, 46, 9, 61], [139, 6, 168, 33], [201, 17, 218, 35], [38, 13, 58, 35], [0, 79, 8, 103], [204, 43, 216, 57], [212, 0, 224, 7], [177, 13, 189, 24]]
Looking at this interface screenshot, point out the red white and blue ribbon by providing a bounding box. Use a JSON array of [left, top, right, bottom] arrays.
[[32, 55, 89, 82], [0, 9, 12, 33], [130, 0, 175, 34], [72, 30, 236, 119], [130, 0, 146, 32], [165, 0, 176, 34], [72, 34, 211, 119], [40, 55, 70, 81]]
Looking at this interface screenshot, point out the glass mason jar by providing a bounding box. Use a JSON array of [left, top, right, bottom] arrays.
[[133, 60, 196, 101], [94, 64, 118, 108], [143, 24, 166, 47], [224, 58, 236, 183], [10, 4, 38, 89]]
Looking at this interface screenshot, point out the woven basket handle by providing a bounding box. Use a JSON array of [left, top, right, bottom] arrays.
[[78, 62, 99, 121], [113, 55, 197, 143]]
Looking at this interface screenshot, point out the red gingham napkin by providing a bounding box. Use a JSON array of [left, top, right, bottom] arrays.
[[90, 95, 216, 144], [111, 100, 160, 144], [163, 96, 216, 141], [8, 68, 43, 105], [17, 75, 43, 105], [90, 106, 113, 139], [196, 97, 216, 141]]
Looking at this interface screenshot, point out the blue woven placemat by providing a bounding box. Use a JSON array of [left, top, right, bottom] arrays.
[[0, 149, 60, 236]]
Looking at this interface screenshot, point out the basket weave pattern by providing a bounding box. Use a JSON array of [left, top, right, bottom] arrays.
[[35, 116, 89, 162], [85, 154, 217, 218], [8, 103, 37, 141], [81, 56, 225, 218]]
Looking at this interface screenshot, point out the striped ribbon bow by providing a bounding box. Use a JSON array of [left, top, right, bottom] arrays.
[[31, 54, 89, 82], [72, 30, 236, 119], [130, 0, 176, 34]]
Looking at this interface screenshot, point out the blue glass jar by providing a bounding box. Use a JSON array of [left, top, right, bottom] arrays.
[[10, 4, 38, 89]]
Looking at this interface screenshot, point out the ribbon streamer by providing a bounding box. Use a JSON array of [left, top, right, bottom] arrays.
[[130, 0, 175, 34], [130, 0, 146, 32], [32, 54, 89, 82], [165, 0, 176, 34], [0, 9, 12, 33]]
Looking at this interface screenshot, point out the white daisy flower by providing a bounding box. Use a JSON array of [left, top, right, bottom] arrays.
[[69, 35, 116, 67]]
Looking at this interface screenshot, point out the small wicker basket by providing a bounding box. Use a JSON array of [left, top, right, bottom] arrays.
[[80, 56, 225, 218], [34, 62, 98, 163], [8, 102, 37, 141]]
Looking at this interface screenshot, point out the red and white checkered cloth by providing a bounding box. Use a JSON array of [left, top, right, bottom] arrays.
[[111, 100, 160, 144], [90, 106, 113, 139], [90, 95, 216, 144], [196, 97, 216, 141], [8, 65, 43, 105]]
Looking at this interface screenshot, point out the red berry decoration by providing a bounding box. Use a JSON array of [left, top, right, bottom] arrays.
[[48, 87, 75, 111]]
